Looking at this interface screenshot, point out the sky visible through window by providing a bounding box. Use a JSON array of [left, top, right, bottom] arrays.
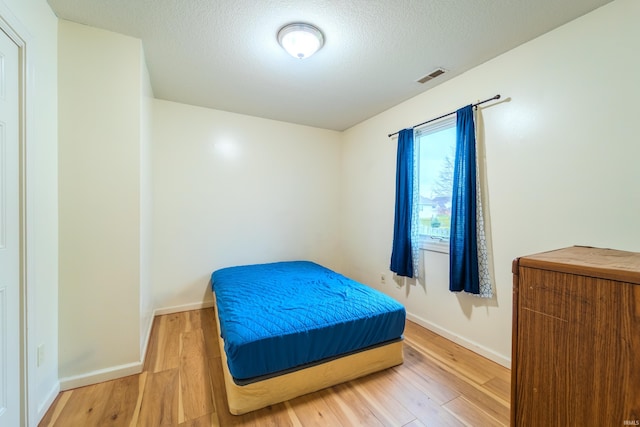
[[417, 120, 456, 239], [419, 127, 456, 197]]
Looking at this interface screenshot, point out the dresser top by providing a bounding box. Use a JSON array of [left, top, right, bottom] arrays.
[[513, 246, 640, 284]]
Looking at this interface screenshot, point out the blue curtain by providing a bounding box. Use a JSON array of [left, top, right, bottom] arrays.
[[449, 105, 480, 293], [390, 129, 414, 278]]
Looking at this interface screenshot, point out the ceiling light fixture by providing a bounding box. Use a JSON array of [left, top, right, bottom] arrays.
[[277, 23, 324, 59]]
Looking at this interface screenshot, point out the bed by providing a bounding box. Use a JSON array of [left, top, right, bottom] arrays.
[[211, 260, 406, 415]]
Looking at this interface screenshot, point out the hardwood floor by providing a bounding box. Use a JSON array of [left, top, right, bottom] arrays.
[[39, 309, 510, 426]]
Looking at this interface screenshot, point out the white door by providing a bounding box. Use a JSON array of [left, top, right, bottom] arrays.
[[0, 27, 21, 427]]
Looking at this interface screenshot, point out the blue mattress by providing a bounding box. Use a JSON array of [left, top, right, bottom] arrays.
[[211, 261, 406, 383]]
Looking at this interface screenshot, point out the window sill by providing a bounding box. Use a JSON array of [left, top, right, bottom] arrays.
[[420, 239, 449, 254]]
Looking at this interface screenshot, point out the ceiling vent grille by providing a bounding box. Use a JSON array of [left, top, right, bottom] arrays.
[[417, 68, 446, 84]]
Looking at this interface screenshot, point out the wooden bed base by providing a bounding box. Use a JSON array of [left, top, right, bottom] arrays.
[[212, 297, 404, 415]]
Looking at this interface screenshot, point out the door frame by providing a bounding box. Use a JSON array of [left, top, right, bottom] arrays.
[[0, 5, 33, 426]]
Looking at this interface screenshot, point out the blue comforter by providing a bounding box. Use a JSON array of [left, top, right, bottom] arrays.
[[211, 261, 406, 382]]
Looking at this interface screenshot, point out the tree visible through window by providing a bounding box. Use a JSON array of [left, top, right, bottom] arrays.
[[416, 116, 456, 246]]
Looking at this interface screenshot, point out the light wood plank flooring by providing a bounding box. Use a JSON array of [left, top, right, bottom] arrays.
[[39, 309, 510, 426]]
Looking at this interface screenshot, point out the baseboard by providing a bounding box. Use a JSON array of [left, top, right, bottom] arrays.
[[59, 361, 143, 391], [406, 312, 511, 368], [36, 381, 61, 424], [140, 310, 154, 369], [153, 300, 215, 316]]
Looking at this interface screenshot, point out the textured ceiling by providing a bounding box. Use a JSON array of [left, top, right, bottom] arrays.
[[46, 0, 612, 131]]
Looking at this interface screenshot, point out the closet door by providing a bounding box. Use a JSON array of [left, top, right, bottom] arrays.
[[0, 26, 20, 427]]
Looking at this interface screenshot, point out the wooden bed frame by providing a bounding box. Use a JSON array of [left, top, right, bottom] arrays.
[[212, 294, 404, 415]]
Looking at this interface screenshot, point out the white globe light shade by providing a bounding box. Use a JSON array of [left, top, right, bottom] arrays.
[[277, 23, 324, 59]]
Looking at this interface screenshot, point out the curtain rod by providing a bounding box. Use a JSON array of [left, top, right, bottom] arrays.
[[387, 94, 501, 138]]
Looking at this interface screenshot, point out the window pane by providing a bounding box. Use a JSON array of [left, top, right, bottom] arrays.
[[417, 118, 456, 242]]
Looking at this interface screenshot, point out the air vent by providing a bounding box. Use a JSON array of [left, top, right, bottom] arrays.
[[417, 68, 446, 84]]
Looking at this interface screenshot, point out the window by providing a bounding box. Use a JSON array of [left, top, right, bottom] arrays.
[[416, 116, 456, 252]]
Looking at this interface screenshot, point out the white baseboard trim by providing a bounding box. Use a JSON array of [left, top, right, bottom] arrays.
[[58, 301, 216, 391], [36, 381, 61, 425], [153, 300, 215, 316], [406, 312, 511, 369], [59, 361, 143, 391], [140, 311, 154, 367]]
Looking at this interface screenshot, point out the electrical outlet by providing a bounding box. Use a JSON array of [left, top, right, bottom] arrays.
[[380, 273, 386, 284], [37, 344, 45, 367]]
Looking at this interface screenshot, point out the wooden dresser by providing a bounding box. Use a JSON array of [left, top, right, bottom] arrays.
[[511, 246, 640, 426]]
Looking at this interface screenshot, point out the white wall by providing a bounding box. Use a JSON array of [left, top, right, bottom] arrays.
[[341, 0, 640, 366], [152, 99, 343, 310], [58, 20, 152, 387], [0, 0, 59, 423], [139, 50, 154, 360]]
